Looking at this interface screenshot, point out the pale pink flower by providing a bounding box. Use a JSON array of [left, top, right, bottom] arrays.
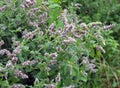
[[22, 60, 37, 66], [14, 70, 28, 79]]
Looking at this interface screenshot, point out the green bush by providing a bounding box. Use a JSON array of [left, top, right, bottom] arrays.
[[61, 0, 120, 43], [0, 0, 119, 88]]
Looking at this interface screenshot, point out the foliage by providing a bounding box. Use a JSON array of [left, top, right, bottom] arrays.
[[0, 0, 120, 88], [61, 0, 120, 43]]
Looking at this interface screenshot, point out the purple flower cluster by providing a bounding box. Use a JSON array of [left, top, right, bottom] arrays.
[[63, 37, 76, 44], [38, 12, 48, 23], [61, 9, 68, 27], [44, 52, 58, 65], [48, 9, 87, 46], [27, 8, 39, 17], [50, 53, 58, 65], [14, 70, 28, 79], [49, 23, 56, 35], [12, 56, 18, 64], [21, 0, 36, 9], [0, 49, 11, 57], [95, 44, 105, 53], [13, 46, 22, 55], [22, 30, 36, 40], [28, 21, 39, 28], [6, 60, 14, 69], [21, 60, 37, 66], [81, 57, 97, 73], [12, 46, 22, 64], [0, 43, 22, 64]]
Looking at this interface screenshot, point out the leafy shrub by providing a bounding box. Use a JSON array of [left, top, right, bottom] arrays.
[[0, 0, 119, 88], [61, 0, 120, 43]]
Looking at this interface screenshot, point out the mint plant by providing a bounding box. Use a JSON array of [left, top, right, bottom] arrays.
[[0, 0, 119, 88]]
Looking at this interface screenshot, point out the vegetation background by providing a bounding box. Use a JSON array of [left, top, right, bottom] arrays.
[[0, 0, 120, 88]]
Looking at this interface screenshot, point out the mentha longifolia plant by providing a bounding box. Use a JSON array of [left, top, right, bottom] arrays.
[[0, 0, 118, 88]]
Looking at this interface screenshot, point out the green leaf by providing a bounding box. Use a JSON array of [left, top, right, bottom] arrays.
[[49, 4, 61, 8], [0, 80, 9, 87], [79, 76, 87, 82]]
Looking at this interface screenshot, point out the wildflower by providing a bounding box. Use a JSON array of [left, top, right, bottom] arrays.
[[27, 8, 39, 17], [28, 21, 39, 28], [65, 23, 75, 32], [47, 84, 55, 88], [86, 63, 97, 72], [82, 57, 97, 73], [50, 60, 57, 65], [55, 73, 61, 82], [49, 52, 58, 59], [44, 53, 49, 57], [0, 49, 6, 55], [82, 57, 89, 64], [95, 45, 105, 53], [26, 0, 31, 2], [6, 50, 11, 58], [88, 22, 102, 28], [38, 31, 44, 36], [21, 0, 36, 9], [79, 23, 88, 30], [94, 33, 105, 45], [21, 60, 37, 66], [48, 23, 56, 35], [14, 70, 28, 79], [0, 49, 11, 57], [63, 37, 76, 44], [26, 0, 36, 6], [0, 5, 7, 12], [49, 23, 55, 31], [44, 67, 51, 72], [56, 46, 63, 52], [12, 56, 18, 64], [72, 30, 84, 38], [13, 46, 22, 55], [82, 71, 88, 77], [61, 9, 69, 27], [22, 31, 35, 40], [22, 30, 28, 35], [6, 60, 14, 69], [10, 84, 25, 88], [38, 12, 48, 23], [57, 27, 63, 36], [103, 24, 115, 30], [20, 2, 26, 8]]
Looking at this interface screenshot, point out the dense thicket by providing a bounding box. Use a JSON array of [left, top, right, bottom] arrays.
[[0, 0, 120, 88]]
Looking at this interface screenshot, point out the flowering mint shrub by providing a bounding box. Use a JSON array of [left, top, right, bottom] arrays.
[[0, 0, 119, 88]]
